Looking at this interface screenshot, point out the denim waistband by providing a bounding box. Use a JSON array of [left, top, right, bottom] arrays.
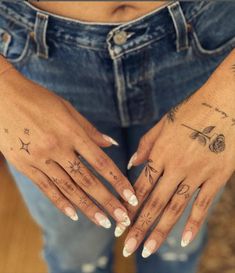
[[0, 0, 210, 59]]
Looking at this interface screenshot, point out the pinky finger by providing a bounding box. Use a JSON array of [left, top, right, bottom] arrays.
[[181, 180, 219, 247], [27, 167, 79, 221]]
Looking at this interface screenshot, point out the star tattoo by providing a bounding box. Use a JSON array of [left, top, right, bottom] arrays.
[[19, 138, 30, 154], [68, 160, 83, 175]]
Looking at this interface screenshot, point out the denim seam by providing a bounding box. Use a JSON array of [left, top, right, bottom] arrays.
[[0, 2, 210, 51]]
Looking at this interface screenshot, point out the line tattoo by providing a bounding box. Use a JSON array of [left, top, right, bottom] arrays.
[[181, 124, 226, 153], [4, 128, 8, 134], [167, 94, 193, 123], [19, 137, 30, 154], [144, 159, 158, 184], [68, 160, 83, 175], [176, 184, 190, 199], [24, 128, 30, 135], [232, 64, 235, 75], [139, 212, 152, 227], [201, 102, 235, 126]]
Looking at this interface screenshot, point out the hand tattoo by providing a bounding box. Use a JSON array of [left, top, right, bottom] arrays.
[[19, 137, 30, 154], [4, 128, 8, 134], [201, 102, 235, 125], [139, 212, 153, 227], [24, 128, 30, 135], [68, 160, 83, 175], [176, 183, 190, 199], [167, 93, 193, 123], [181, 124, 226, 153], [144, 159, 158, 184]]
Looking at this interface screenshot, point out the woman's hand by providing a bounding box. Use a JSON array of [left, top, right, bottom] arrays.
[[116, 51, 235, 257], [0, 66, 138, 228]]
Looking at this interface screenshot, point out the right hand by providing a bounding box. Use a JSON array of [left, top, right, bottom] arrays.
[[0, 66, 138, 228]]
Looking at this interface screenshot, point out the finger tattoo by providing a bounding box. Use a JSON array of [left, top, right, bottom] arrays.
[[144, 159, 159, 185]]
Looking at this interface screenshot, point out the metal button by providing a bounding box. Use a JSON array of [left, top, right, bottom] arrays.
[[113, 30, 128, 45]]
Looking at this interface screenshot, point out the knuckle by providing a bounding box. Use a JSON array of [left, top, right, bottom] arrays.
[[94, 155, 110, 171], [167, 201, 185, 215], [52, 177, 77, 195], [188, 218, 201, 229], [79, 173, 97, 188], [195, 196, 212, 211], [149, 198, 165, 212], [154, 228, 167, 240]]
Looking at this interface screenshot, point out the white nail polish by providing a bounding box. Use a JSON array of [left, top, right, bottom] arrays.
[[142, 247, 152, 258], [102, 134, 119, 146], [123, 189, 138, 207], [95, 212, 112, 229], [181, 230, 193, 247], [114, 208, 131, 227], [127, 152, 137, 170], [114, 226, 125, 237], [65, 207, 79, 221], [123, 246, 132, 257], [142, 239, 156, 258]]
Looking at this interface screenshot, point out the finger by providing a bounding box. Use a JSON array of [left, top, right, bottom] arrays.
[[34, 162, 113, 229], [141, 179, 198, 258], [73, 133, 138, 206], [115, 158, 164, 238], [26, 166, 79, 221], [50, 155, 131, 226], [127, 117, 166, 170], [122, 171, 182, 257], [180, 179, 219, 248], [62, 99, 118, 147]]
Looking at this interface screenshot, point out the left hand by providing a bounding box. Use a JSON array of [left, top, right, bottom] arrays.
[[117, 79, 235, 258]]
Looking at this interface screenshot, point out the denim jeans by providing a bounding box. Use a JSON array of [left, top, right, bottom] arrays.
[[0, 1, 235, 273]]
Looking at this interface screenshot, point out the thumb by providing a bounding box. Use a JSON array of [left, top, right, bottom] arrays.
[[127, 116, 166, 170], [62, 99, 119, 148]]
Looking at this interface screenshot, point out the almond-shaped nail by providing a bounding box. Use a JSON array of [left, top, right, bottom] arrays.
[[114, 208, 131, 226], [127, 152, 137, 170], [102, 134, 119, 146], [142, 239, 156, 258], [123, 238, 137, 257], [181, 230, 193, 247], [65, 207, 79, 221], [95, 212, 112, 229], [123, 189, 138, 206], [114, 225, 126, 237]]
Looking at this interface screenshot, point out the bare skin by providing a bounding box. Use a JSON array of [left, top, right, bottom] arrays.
[[29, 1, 167, 23], [113, 49, 235, 258], [0, 57, 138, 227]]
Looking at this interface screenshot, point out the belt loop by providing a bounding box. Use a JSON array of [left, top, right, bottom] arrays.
[[33, 12, 49, 59], [168, 1, 189, 52]]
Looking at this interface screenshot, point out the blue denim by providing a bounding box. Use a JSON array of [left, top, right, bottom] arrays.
[[0, 1, 234, 273]]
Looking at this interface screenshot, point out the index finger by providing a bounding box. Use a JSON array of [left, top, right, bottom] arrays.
[[74, 130, 138, 206]]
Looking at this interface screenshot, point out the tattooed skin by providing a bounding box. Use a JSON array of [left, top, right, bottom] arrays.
[[167, 93, 193, 123], [4, 128, 8, 134], [139, 212, 153, 228], [19, 137, 30, 154], [68, 160, 83, 175], [24, 128, 30, 135], [201, 102, 235, 125], [176, 184, 190, 199], [144, 159, 158, 184], [181, 124, 226, 154], [232, 64, 235, 74]]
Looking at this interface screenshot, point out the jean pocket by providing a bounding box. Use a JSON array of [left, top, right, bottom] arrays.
[[0, 17, 32, 64], [188, 3, 235, 57]]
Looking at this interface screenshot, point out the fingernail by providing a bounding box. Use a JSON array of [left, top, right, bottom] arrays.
[[123, 189, 138, 206], [95, 212, 112, 229], [123, 238, 137, 257], [65, 207, 79, 221], [114, 225, 126, 237], [102, 134, 119, 146], [127, 152, 137, 170], [142, 239, 156, 258], [181, 230, 193, 247], [114, 208, 131, 226]]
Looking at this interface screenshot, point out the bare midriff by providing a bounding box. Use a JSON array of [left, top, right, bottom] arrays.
[[29, 1, 168, 23]]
